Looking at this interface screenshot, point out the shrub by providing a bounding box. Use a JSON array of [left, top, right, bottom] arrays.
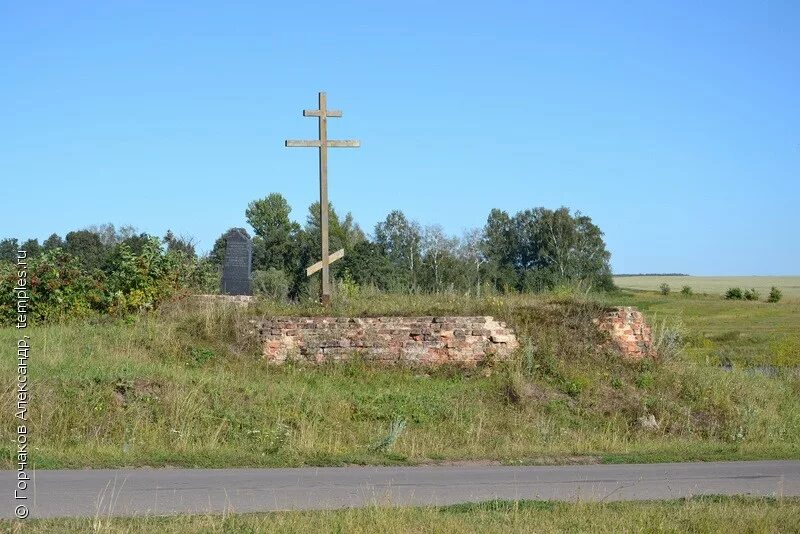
[[104, 238, 208, 315], [188, 347, 215, 367], [561, 377, 588, 397], [680, 285, 693, 296], [636, 371, 655, 390], [725, 287, 743, 300], [335, 271, 361, 300], [652, 318, 686, 361], [0, 238, 214, 326], [767, 286, 782, 303], [743, 288, 760, 301], [0, 248, 104, 324], [251, 268, 290, 302], [659, 283, 670, 295]]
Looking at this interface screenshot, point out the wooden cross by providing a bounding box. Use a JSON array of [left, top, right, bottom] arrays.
[[285, 91, 360, 305]]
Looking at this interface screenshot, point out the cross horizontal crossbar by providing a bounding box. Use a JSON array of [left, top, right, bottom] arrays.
[[303, 109, 342, 117], [306, 248, 344, 276], [285, 140, 361, 148]]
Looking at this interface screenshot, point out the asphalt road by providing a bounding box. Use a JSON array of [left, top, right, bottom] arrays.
[[3, 460, 798, 519]]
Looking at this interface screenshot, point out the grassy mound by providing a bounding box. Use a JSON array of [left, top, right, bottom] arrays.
[[1, 292, 798, 468]]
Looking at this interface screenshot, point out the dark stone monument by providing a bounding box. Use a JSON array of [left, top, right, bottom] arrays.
[[221, 228, 252, 295]]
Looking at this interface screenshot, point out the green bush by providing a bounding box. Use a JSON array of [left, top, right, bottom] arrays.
[[104, 238, 214, 315], [680, 285, 693, 296], [561, 377, 588, 397], [251, 268, 290, 302], [0, 249, 104, 324], [0, 238, 215, 326], [188, 347, 216, 367], [659, 283, 670, 295], [767, 287, 782, 303], [743, 288, 760, 301], [635, 371, 655, 390], [725, 287, 743, 300]]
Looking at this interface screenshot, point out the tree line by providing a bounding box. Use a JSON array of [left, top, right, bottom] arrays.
[[208, 193, 614, 300], [0, 194, 613, 323]]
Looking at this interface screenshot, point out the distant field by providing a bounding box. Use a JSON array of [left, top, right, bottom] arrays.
[[614, 276, 800, 298]]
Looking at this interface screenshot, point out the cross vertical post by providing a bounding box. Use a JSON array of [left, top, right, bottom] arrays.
[[318, 92, 330, 305], [285, 92, 360, 305]]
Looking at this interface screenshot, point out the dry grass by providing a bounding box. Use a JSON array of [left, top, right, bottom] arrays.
[[1, 291, 798, 470], [4, 497, 799, 533]]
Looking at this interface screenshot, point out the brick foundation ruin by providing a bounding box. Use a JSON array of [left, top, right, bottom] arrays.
[[594, 306, 653, 360], [251, 316, 518, 365], [249, 306, 653, 365]]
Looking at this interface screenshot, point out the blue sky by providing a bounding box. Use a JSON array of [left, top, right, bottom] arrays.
[[2, 1, 798, 274]]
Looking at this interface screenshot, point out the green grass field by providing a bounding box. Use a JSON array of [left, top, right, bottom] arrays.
[[5, 497, 799, 533], [603, 292, 800, 369], [614, 276, 800, 299], [1, 291, 798, 470]]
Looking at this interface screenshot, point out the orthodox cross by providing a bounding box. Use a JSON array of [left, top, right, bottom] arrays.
[[285, 91, 360, 305]]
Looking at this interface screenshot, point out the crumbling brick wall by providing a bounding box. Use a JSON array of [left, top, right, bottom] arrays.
[[594, 306, 653, 360], [250, 316, 519, 365], [250, 307, 653, 365]]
